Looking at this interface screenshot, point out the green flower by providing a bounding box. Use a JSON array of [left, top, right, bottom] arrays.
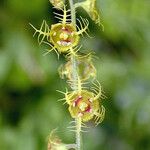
[[50, 23, 80, 53]]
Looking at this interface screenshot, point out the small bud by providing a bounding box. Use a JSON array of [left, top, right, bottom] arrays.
[[58, 55, 96, 81], [49, 0, 64, 9], [47, 129, 67, 150]]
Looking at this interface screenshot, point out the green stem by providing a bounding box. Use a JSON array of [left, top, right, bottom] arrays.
[[65, 144, 76, 149], [68, 0, 82, 150], [75, 117, 82, 150], [69, 0, 76, 25]]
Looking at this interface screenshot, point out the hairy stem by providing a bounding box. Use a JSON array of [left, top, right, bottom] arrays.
[[68, 0, 82, 150], [69, 0, 76, 25], [65, 144, 76, 149], [75, 117, 82, 150]]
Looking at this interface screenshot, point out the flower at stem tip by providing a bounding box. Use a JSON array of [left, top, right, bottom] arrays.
[[49, 0, 64, 9]]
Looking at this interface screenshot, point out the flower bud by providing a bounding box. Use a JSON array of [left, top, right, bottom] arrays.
[[49, 0, 64, 9], [59, 55, 96, 80], [47, 130, 67, 150]]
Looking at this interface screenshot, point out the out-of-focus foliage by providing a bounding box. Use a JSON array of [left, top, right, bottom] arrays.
[[0, 0, 150, 150]]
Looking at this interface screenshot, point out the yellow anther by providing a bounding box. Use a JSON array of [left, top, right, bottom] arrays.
[[79, 102, 88, 111], [53, 32, 56, 36], [59, 33, 68, 40]]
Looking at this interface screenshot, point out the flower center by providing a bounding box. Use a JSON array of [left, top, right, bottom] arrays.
[[50, 23, 79, 52], [78, 102, 88, 111], [73, 96, 92, 113], [59, 32, 69, 40]]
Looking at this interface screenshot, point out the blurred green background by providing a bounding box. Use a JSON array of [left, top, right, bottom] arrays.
[[0, 0, 150, 150]]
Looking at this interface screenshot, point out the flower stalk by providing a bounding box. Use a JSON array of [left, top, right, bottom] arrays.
[[30, 0, 105, 149], [69, 0, 82, 149]]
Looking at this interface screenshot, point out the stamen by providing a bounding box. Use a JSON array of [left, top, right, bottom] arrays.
[[59, 33, 69, 40], [73, 102, 76, 107], [57, 41, 61, 45], [53, 32, 56, 36], [79, 102, 88, 111], [74, 96, 82, 106], [78, 112, 83, 117], [89, 98, 93, 102]]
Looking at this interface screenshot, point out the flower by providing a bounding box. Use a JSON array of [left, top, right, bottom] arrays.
[[68, 90, 100, 122], [30, 5, 89, 56], [62, 80, 105, 125], [50, 23, 80, 53]]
